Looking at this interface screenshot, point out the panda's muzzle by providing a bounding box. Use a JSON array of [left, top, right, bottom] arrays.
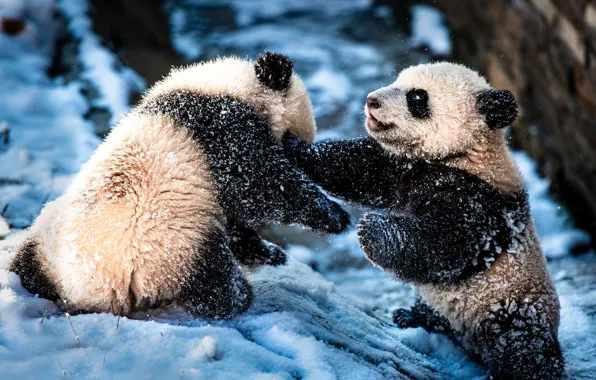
[[367, 116, 394, 132], [366, 96, 394, 132]]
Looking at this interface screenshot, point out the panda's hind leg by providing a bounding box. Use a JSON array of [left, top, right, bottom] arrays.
[[177, 228, 252, 319], [227, 220, 286, 267], [9, 239, 59, 301], [476, 306, 564, 379], [394, 299, 456, 339]]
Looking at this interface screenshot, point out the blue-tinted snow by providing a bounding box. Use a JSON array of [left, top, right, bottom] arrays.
[[409, 5, 452, 56], [0, 0, 594, 379], [0, 0, 99, 228], [57, 0, 145, 126]]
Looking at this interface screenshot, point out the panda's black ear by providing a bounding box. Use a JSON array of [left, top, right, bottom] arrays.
[[255, 51, 294, 92], [476, 89, 518, 129]]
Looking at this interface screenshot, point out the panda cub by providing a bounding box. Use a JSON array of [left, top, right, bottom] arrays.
[[9, 52, 350, 319], [283, 63, 563, 379]]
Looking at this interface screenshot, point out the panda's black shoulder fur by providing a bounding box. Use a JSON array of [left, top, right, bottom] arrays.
[[138, 90, 350, 235], [359, 156, 530, 284], [404, 158, 530, 280]]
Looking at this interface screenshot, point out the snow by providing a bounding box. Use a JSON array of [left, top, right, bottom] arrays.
[[0, 216, 9, 237], [169, 7, 202, 60], [57, 0, 145, 125], [0, 0, 146, 228], [0, 0, 595, 379], [410, 5, 452, 56], [189, 0, 373, 27], [0, 233, 475, 379], [0, 0, 99, 228], [515, 152, 591, 258]]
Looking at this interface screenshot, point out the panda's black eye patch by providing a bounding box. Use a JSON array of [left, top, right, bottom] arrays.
[[406, 89, 430, 119]]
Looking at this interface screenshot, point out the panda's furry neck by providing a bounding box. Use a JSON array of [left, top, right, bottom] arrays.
[[441, 132, 524, 193]]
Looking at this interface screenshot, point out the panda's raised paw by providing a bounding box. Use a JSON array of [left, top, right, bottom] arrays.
[[324, 202, 352, 234], [301, 198, 351, 234]]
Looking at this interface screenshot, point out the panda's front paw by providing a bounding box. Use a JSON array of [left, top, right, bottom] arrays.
[[357, 212, 389, 257], [293, 183, 351, 234], [324, 202, 351, 234], [357, 212, 403, 267], [308, 200, 351, 234]]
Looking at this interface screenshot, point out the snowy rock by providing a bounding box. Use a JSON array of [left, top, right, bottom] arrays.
[[0, 237, 480, 379], [188, 336, 220, 361]]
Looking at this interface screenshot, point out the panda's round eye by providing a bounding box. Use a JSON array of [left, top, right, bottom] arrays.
[[406, 89, 430, 119]]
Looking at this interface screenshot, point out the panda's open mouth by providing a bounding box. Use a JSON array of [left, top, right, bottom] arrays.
[[365, 107, 394, 132], [366, 113, 394, 132]]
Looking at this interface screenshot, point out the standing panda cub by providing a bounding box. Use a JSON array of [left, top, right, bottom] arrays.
[[283, 63, 563, 379], [10, 52, 350, 319]]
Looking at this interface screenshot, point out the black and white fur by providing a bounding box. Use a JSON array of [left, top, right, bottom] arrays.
[[283, 62, 563, 379], [9, 52, 350, 319]]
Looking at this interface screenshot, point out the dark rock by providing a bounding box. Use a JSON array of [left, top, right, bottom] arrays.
[[89, 0, 184, 88]]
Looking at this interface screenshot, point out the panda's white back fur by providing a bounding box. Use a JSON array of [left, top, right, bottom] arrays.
[[29, 113, 221, 313]]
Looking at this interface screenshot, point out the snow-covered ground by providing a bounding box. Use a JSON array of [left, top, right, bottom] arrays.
[[0, 0, 594, 378]]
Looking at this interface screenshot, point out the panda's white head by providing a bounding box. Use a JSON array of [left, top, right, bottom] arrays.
[[364, 62, 518, 160], [146, 51, 316, 141]]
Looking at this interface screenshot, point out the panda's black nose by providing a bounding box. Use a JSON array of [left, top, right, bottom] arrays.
[[367, 96, 382, 109]]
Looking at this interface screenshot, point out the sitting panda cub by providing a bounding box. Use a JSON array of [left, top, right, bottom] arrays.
[[284, 63, 563, 379], [10, 52, 350, 319]]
